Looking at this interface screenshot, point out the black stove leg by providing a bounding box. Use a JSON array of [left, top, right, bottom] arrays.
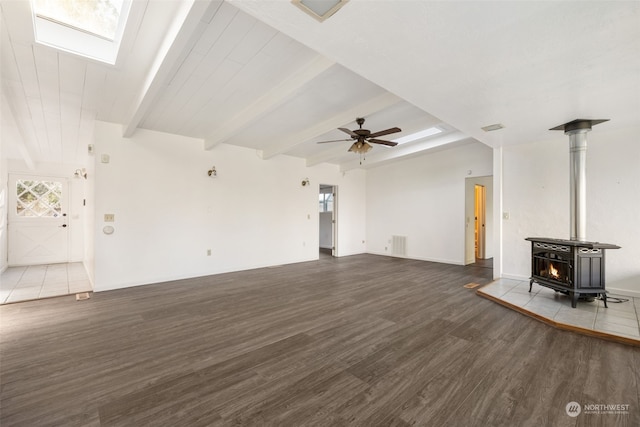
[[570, 291, 578, 308], [602, 293, 608, 308]]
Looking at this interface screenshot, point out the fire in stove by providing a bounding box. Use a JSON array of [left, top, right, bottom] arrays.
[[546, 263, 560, 280]]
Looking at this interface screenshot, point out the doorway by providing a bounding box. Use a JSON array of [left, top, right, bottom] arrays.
[[465, 176, 493, 265], [319, 184, 337, 257], [8, 174, 70, 265], [475, 184, 486, 259], [2, 173, 92, 304]]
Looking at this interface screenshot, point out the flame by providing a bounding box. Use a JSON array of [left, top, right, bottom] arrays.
[[548, 263, 559, 279]]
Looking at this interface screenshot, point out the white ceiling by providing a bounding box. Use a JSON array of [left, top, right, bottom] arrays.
[[2, 0, 639, 171]]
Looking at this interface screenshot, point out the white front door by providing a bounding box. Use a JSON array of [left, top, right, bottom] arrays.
[[8, 174, 70, 266]]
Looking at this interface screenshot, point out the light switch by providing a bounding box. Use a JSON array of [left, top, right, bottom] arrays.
[[101, 154, 110, 163], [503, 212, 510, 220]]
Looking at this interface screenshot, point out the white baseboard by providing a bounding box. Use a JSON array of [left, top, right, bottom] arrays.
[[607, 287, 640, 299], [366, 251, 464, 266], [500, 273, 529, 281]]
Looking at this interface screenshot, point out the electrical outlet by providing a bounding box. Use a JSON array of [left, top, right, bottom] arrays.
[[104, 214, 115, 222], [503, 212, 510, 220], [207, 249, 211, 256]]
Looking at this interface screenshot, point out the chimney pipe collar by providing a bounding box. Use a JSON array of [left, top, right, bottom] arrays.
[[549, 119, 609, 134]]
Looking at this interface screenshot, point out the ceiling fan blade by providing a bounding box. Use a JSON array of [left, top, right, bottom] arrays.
[[368, 127, 401, 138], [317, 138, 352, 144], [368, 138, 398, 147], [338, 127, 358, 137]]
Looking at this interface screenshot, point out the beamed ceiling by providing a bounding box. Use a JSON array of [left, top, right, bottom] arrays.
[[1, 1, 639, 171]]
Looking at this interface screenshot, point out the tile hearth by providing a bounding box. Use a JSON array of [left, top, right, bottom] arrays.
[[478, 278, 639, 343], [1, 263, 92, 304]]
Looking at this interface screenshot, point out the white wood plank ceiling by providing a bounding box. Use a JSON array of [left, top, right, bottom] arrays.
[[2, 0, 638, 170]]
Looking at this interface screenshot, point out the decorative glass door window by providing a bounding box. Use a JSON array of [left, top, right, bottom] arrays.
[[319, 192, 333, 212], [15, 179, 63, 217]]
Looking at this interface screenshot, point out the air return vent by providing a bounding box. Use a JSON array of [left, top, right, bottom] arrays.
[[391, 235, 407, 257]]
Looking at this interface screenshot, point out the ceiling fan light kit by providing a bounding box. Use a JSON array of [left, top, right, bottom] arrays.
[[348, 141, 372, 154]]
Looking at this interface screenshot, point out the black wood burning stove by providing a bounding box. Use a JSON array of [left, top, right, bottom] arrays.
[[526, 237, 620, 308], [524, 119, 621, 308]]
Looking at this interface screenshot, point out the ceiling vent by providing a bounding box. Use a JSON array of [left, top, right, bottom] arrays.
[[481, 123, 505, 132], [292, 0, 349, 22]]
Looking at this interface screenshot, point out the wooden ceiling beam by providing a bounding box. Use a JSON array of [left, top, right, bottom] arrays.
[[204, 54, 334, 150], [339, 131, 472, 172], [259, 92, 400, 160], [122, 1, 223, 138]]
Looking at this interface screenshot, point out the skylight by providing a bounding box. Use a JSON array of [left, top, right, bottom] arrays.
[[32, 0, 131, 64], [34, 0, 123, 40], [292, 0, 349, 22], [393, 126, 442, 145]]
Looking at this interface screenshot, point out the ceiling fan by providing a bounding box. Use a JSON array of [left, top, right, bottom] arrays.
[[317, 117, 401, 155]]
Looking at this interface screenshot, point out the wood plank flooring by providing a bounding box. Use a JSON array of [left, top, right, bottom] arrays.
[[1, 254, 638, 426]]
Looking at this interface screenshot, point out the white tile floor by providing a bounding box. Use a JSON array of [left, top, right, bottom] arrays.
[[0, 263, 92, 304], [479, 278, 640, 342]]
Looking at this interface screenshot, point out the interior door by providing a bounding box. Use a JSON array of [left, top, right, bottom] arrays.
[[475, 184, 486, 259], [318, 185, 337, 256], [8, 174, 70, 266], [331, 186, 337, 256]]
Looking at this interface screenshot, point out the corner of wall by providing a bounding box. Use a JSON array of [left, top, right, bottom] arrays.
[[0, 155, 8, 272]]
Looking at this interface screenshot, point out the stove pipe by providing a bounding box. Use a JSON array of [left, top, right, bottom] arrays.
[[550, 119, 609, 241]]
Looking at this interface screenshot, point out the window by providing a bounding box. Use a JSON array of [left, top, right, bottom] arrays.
[[32, 0, 132, 64], [319, 192, 333, 213], [33, 0, 122, 40], [16, 179, 62, 217]]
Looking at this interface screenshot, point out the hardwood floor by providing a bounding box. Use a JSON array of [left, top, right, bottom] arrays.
[[1, 254, 638, 426]]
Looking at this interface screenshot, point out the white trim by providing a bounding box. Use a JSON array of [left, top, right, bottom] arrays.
[[608, 287, 640, 299], [500, 273, 529, 281]]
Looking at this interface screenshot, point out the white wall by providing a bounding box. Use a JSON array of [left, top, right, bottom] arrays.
[[84, 145, 96, 287], [92, 122, 366, 291], [0, 155, 7, 272], [502, 126, 640, 297], [366, 142, 493, 264]]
